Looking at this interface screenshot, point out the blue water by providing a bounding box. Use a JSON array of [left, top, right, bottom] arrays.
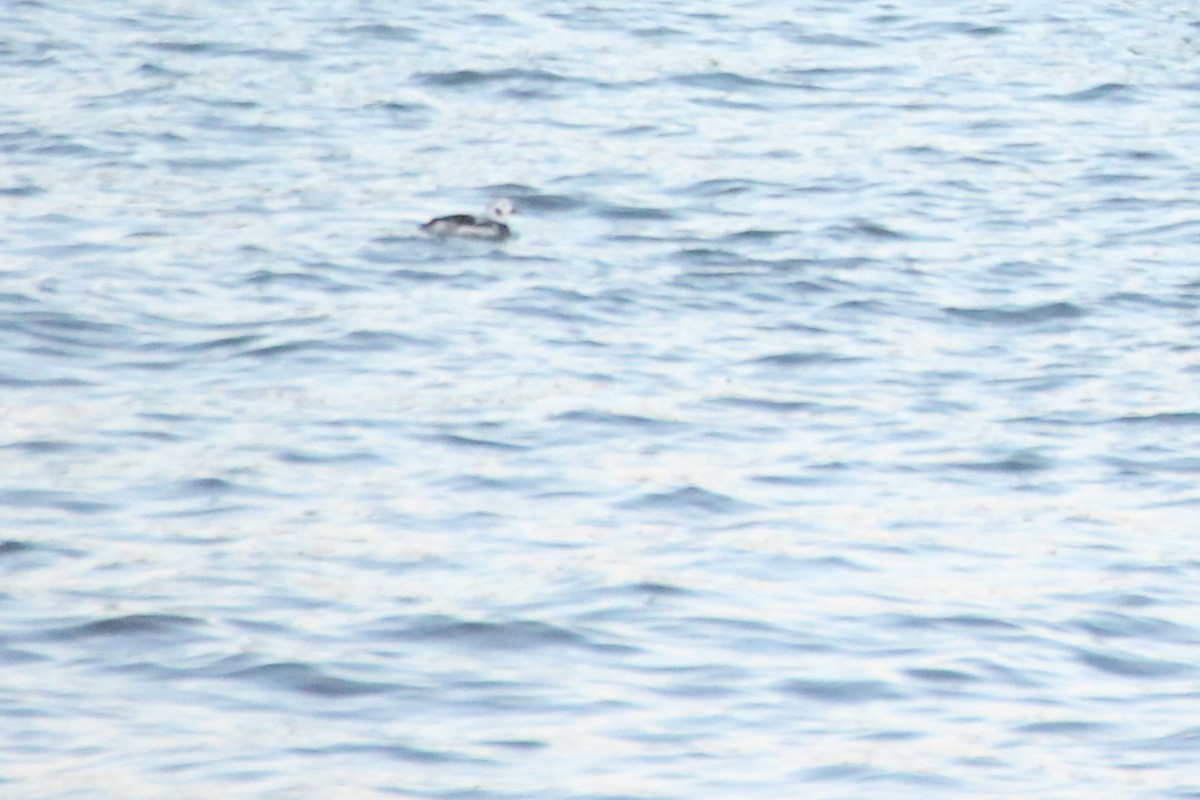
[[3, 0, 1200, 797]]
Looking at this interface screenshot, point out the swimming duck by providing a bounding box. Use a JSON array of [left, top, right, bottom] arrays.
[[420, 198, 515, 240]]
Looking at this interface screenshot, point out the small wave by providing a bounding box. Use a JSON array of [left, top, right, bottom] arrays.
[[379, 266, 479, 284], [885, 613, 1022, 632], [0, 374, 88, 388], [629, 25, 686, 39], [292, 742, 479, 764], [1103, 455, 1200, 474], [713, 395, 827, 413], [674, 247, 744, 267], [949, 450, 1053, 473], [136, 61, 185, 78], [1, 439, 77, 454], [553, 409, 683, 433], [750, 472, 847, 488], [905, 667, 979, 685], [780, 65, 898, 80], [415, 68, 569, 88], [422, 433, 527, 452], [276, 449, 378, 465], [595, 203, 677, 221], [944, 302, 1086, 325], [671, 71, 797, 92], [239, 338, 333, 360], [0, 183, 44, 197], [142, 40, 308, 62], [1050, 82, 1136, 103], [674, 178, 785, 198], [1117, 219, 1200, 244], [717, 229, 791, 243], [1075, 646, 1194, 678], [777, 31, 878, 49], [1131, 726, 1200, 752], [388, 615, 606, 652], [1116, 412, 1200, 426], [364, 100, 429, 114], [618, 486, 757, 515], [749, 351, 857, 368], [508, 192, 586, 213], [165, 157, 255, 172], [9, 310, 127, 344], [363, 100, 432, 129], [48, 613, 203, 642], [228, 662, 397, 697], [1016, 719, 1110, 736], [137, 477, 273, 503], [1072, 611, 1194, 641], [826, 219, 914, 240], [335, 330, 439, 352], [243, 270, 353, 291], [0, 489, 113, 514], [339, 23, 420, 42], [778, 677, 903, 704], [236, 47, 310, 63], [0, 540, 36, 556]]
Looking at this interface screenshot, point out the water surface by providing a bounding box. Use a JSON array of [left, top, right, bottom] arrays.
[[3, 1, 1200, 797]]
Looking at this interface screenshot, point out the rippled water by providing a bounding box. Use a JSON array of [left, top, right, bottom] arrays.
[[4, 0, 1200, 797]]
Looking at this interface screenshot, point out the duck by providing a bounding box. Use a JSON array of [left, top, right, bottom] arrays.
[[420, 198, 515, 240]]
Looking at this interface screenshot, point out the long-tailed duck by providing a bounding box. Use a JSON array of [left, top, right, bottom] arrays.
[[420, 198, 515, 240]]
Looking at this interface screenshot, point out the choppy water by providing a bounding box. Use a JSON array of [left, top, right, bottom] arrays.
[[4, 0, 1200, 797]]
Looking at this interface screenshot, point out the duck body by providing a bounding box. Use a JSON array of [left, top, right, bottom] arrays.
[[420, 198, 514, 240]]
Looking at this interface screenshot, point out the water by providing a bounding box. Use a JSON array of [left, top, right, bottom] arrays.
[[3, 0, 1200, 797]]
